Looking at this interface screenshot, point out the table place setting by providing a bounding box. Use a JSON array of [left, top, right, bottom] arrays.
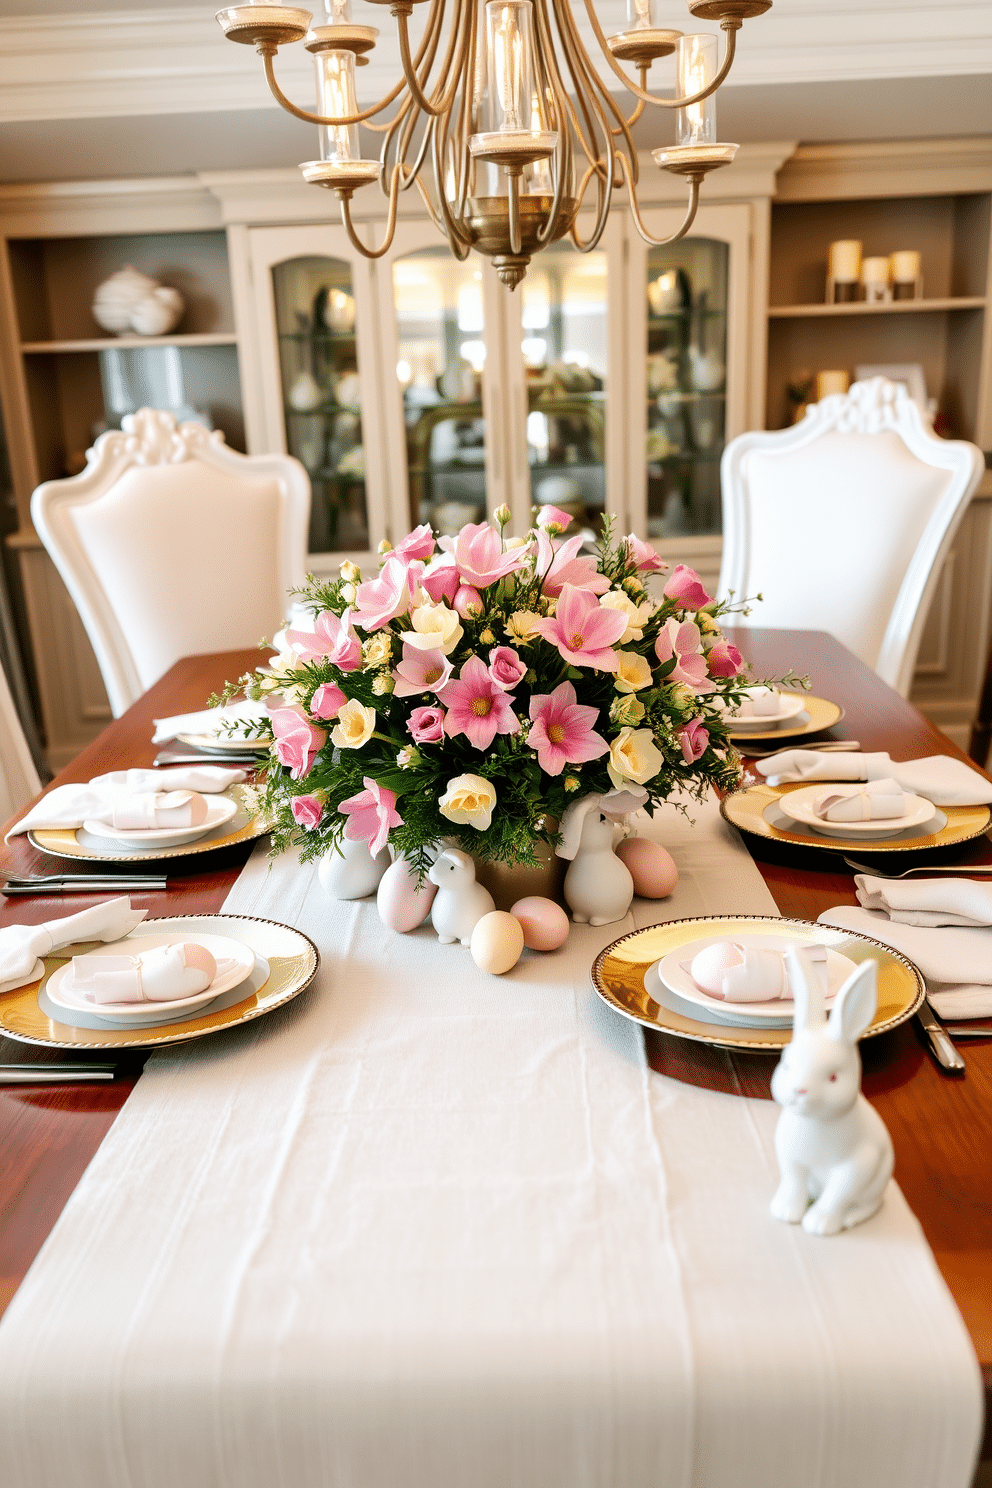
[[6, 764, 268, 865], [715, 684, 845, 742]]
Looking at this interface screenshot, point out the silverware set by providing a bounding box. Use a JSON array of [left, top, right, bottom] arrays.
[[0, 1062, 120, 1084], [739, 739, 862, 759], [1, 871, 167, 895]]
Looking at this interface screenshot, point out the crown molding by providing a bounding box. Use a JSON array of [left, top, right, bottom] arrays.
[[775, 137, 992, 200], [0, 174, 222, 235], [0, 3, 990, 125]]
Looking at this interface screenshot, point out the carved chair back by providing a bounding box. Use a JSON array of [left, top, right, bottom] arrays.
[[718, 379, 984, 697], [31, 410, 311, 716]]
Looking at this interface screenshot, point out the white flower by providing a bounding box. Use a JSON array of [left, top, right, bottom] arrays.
[[405, 600, 464, 654], [331, 698, 376, 749], [599, 589, 655, 644], [505, 535, 531, 551], [340, 560, 360, 582], [505, 610, 542, 644], [438, 773, 497, 830], [613, 651, 654, 693], [607, 727, 664, 788], [340, 582, 356, 604], [363, 633, 393, 668], [396, 746, 417, 768]]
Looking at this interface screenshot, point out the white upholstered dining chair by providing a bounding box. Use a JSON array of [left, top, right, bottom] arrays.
[[718, 378, 984, 697], [32, 409, 311, 716]]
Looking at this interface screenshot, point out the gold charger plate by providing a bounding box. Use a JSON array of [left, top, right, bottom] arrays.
[[28, 795, 269, 864], [0, 913, 318, 1051], [592, 915, 924, 1052], [721, 779, 992, 855], [729, 693, 844, 743]]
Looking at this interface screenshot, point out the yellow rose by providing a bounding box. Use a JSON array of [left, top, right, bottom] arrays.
[[613, 650, 654, 693], [363, 633, 393, 668], [611, 694, 645, 728], [438, 773, 497, 830], [607, 727, 664, 789], [405, 601, 464, 654], [331, 698, 376, 749], [505, 610, 542, 644], [599, 589, 655, 644]]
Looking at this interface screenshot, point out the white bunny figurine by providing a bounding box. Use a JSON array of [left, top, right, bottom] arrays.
[[428, 848, 495, 945], [556, 794, 634, 926], [770, 946, 894, 1236]]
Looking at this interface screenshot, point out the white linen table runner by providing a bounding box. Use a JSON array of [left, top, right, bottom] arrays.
[[0, 794, 981, 1488]]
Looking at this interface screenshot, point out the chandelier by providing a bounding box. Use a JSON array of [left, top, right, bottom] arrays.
[[216, 0, 771, 288]]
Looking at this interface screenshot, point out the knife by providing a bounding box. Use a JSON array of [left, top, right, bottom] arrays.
[[917, 993, 965, 1072], [0, 1063, 118, 1084], [2, 879, 168, 895]]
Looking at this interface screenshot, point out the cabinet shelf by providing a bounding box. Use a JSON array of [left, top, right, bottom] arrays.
[[20, 333, 239, 354], [767, 297, 985, 320]]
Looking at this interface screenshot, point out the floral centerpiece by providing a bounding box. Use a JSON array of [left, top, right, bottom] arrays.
[[219, 508, 783, 875]]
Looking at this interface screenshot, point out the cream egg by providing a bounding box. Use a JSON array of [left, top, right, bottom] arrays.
[[470, 911, 525, 975], [510, 896, 569, 952], [615, 838, 678, 899]]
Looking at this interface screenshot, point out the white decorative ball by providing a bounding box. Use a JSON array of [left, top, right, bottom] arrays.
[[92, 265, 158, 335]]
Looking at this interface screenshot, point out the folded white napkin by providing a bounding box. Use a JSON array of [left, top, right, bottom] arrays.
[[758, 751, 992, 806], [855, 874, 992, 929], [729, 687, 784, 720], [67, 941, 217, 1006], [688, 941, 789, 1002], [89, 791, 209, 832], [7, 767, 244, 840], [813, 778, 908, 823], [0, 898, 147, 994], [818, 904, 992, 1019], [152, 701, 267, 746]]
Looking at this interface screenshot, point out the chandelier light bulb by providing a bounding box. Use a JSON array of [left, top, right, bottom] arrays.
[[628, 0, 653, 31], [676, 33, 717, 147], [489, 2, 533, 136], [322, 0, 351, 17], [316, 49, 360, 162]]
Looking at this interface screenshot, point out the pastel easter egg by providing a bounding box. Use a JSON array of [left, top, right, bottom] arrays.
[[377, 857, 437, 933], [470, 911, 524, 975], [689, 941, 743, 997], [615, 838, 678, 899], [510, 896, 569, 952]]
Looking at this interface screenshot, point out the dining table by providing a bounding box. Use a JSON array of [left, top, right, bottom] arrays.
[[1, 625, 990, 1480]]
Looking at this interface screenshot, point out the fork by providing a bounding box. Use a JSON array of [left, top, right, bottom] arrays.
[[740, 740, 862, 759], [842, 857, 992, 878]]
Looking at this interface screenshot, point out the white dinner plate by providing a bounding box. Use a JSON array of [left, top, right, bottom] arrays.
[[82, 794, 239, 848], [177, 731, 270, 754], [45, 930, 257, 1022], [776, 784, 936, 839], [656, 933, 858, 1025], [715, 688, 807, 731]]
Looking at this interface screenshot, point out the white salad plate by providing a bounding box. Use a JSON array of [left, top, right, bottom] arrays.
[[82, 794, 239, 848], [776, 785, 936, 839], [45, 930, 257, 1022], [717, 688, 807, 731], [656, 933, 858, 1026]]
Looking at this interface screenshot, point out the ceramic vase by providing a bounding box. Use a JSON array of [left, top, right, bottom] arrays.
[[317, 837, 390, 900]]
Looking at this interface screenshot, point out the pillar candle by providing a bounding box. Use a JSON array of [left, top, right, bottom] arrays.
[[815, 370, 850, 401], [828, 240, 862, 283]]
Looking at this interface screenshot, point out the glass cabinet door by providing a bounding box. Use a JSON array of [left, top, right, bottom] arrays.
[[512, 248, 607, 535], [391, 246, 489, 538], [645, 237, 728, 538], [270, 255, 368, 554]]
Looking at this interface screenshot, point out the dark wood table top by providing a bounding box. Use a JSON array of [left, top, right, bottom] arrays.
[[1, 630, 990, 1456]]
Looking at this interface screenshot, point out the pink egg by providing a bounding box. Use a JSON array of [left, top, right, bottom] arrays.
[[377, 858, 437, 933], [615, 838, 678, 899], [510, 896, 570, 952]]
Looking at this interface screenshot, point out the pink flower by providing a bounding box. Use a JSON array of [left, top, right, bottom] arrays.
[[392, 644, 454, 698], [625, 535, 666, 573], [352, 556, 411, 631], [528, 682, 609, 776], [408, 705, 446, 744], [393, 523, 435, 563], [678, 719, 709, 764], [338, 777, 403, 858], [438, 654, 521, 750], [654, 619, 715, 694], [291, 794, 324, 829], [418, 557, 461, 605], [488, 646, 527, 691], [707, 639, 743, 678], [454, 585, 483, 619], [310, 682, 346, 719], [285, 608, 361, 671], [536, 504, 573, 534], [536, 531, 610, 597], [439, 522, 527, 590], [271, 706, 327, 781], [664, 564, 711, 609], [532, 584, 628, 670]]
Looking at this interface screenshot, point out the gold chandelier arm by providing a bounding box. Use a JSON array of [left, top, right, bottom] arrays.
[[260, 48, 406, 128], [430, 102, 475, 250], [623, 160, 701, 247], [394, 0, 469, 120], [365, 3, 441, 131], [613, 66, 648, 135], [532, 0, 572, 245], [581, 0, 740, 110], [338, 165, 403, 258]]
